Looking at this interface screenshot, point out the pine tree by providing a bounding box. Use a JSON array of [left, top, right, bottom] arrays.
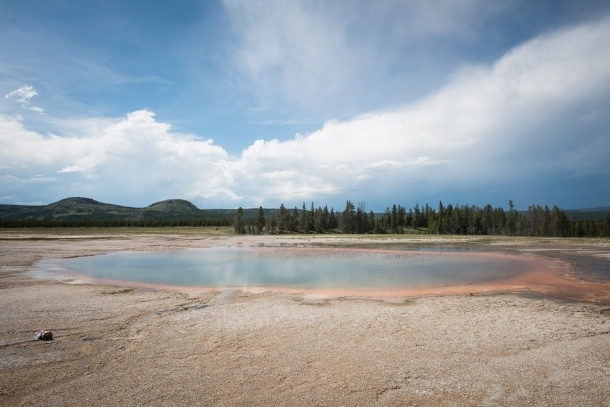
[[368, 211, 377, 233], [390, 204, 398, 233], [255, 206, 266, 235], [413, 203, 421, 229], [301, 202, 310, 233], [278, 203, 287, 233], [313, 207, 323, 233], [322, 205, 330, 231], [290, 207, 299, 232], [329, 208, 338, 230], [506, 200, 517, 236], [550, 205, 569, 237], [356, 202, 369, 233], [341, 200, 356, 233], [437, 201, 445, 234], [234, 207, 244, 234]]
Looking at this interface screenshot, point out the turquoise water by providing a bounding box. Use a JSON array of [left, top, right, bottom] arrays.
[[36, 246, 539, 290]]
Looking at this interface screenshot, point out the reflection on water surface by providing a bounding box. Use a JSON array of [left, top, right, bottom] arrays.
[[37, 246, 542, 290]]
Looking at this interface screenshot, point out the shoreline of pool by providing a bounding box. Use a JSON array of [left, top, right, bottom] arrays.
[[19, 233, 610, 304]]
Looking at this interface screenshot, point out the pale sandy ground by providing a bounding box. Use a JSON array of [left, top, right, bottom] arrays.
[[0, 231, 609, 406]]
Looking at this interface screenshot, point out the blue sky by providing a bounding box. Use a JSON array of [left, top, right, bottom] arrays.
[[1, 0, 610, 211]]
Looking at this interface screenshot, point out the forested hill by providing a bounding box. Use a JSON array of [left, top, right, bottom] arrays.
[[0, 197, 241, 227]]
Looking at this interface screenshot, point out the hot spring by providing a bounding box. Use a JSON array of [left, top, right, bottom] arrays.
[[35, 246, 549, 291]]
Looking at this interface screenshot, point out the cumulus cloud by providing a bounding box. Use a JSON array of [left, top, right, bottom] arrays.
[[0, 110, 231, 206], [226, 15, 610, 206], [1, 16, 609, 208]]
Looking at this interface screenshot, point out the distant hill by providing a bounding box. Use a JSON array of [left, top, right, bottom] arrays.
[[0, 197, 275, 225], [563, 207, 610, 221], [146, 199, 200, 213]]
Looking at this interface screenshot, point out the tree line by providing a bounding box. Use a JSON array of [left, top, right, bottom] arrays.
[[234, 200, 610, 238], [0, 218, 232, 228], [2, 199, 607, 238]]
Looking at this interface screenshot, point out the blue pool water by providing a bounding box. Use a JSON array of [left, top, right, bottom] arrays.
[[35, 246, 541, 290]]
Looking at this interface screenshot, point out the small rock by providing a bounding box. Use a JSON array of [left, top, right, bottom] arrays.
[[34, 329, 53, 341]]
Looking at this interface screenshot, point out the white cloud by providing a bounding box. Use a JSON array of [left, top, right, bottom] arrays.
[[4, 85, 45, 114], [1, 16, 609, 208], [57, 165, 81, 173], [5, 85, 38, 104], [29, 106, 45, 114], [224, 15, 610, 205], [0, 110, 231, 205]]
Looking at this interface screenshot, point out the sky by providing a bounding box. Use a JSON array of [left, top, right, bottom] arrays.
[[1, 0, 610, 211]]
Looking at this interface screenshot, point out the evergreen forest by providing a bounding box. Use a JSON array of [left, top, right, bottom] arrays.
[[234, 200, 610, 238]]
